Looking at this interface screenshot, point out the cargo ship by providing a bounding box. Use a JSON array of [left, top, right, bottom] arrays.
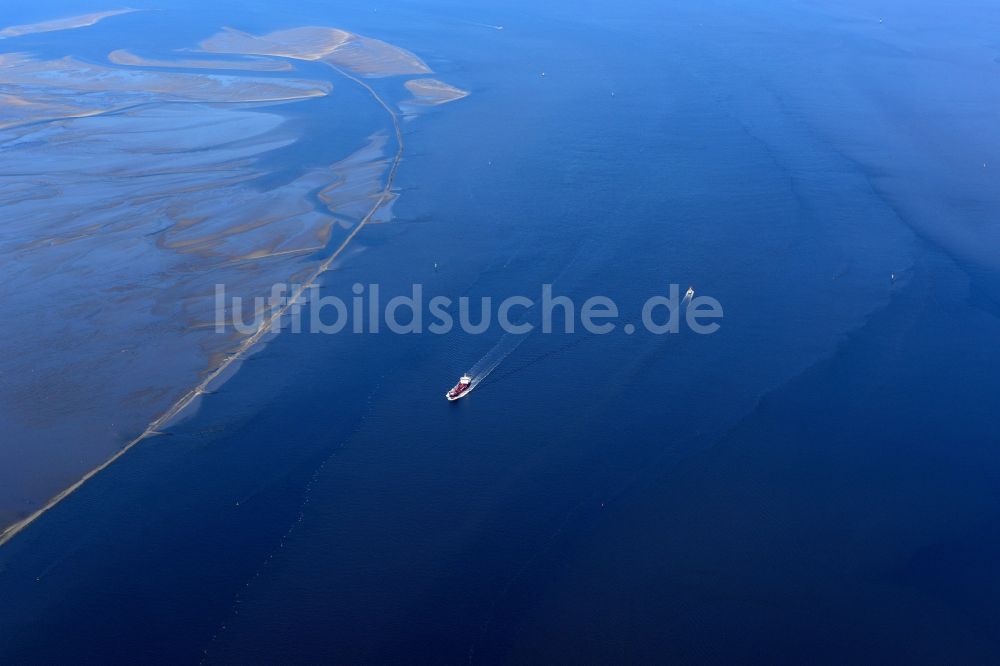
[[446, 375, 473, 401]]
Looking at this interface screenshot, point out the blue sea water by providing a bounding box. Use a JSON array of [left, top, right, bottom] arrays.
[[2, 0, 1000, 663]]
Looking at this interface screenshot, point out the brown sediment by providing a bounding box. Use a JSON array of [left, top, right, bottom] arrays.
[[317, 133, 395, 221], [0, 9, 138, 38], [0, 91, 110, 129], [200, 26, 432, 78], [323, 35, 432, 78], [0, 54, 331, 103], [0, 104, 343, 528], [403, 78, 470, 105], [108, 49, 294, 72], [200, 27, 353, 61], [0, 52, 331, 131], [0, 60, 407, 549]]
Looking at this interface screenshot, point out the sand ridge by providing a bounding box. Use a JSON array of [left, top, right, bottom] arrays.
[[108, 49, 294, 72], [0, 9, 138, 38], [404, 78, 471, 105], [200, 26, 432, 78]]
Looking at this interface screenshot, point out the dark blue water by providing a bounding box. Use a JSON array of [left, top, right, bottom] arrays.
[[3, 0, 1000, 662]]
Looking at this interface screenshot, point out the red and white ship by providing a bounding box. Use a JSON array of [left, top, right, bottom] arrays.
[[446, 375, 473, 401]]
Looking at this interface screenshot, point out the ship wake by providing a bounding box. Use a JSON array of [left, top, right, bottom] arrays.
[[467, 331, 531, 393]]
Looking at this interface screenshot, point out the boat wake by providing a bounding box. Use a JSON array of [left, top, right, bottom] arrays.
[[467, 331, 531, 393], [457, 18, 504, 31]]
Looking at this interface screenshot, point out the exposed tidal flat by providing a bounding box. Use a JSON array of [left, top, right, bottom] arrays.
[[0, 8, 467, 537], [404, 78, 472, 106], [0, 8, 137, 39], [108, 49, 296, 72]]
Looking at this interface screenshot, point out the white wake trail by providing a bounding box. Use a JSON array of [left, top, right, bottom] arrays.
[[457, 19, 504, 31], [467, 331, 531, 392]]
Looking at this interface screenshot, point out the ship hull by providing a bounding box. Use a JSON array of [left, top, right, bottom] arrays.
[[446, 389, 470, 402], [446, 375, 473, 401]]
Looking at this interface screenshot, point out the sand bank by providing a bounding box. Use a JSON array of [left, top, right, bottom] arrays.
[[108, 49, 294, 72], [200, 26, 431, 78], [404, 78, 470, 105], [0, 9, 137, 38]]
